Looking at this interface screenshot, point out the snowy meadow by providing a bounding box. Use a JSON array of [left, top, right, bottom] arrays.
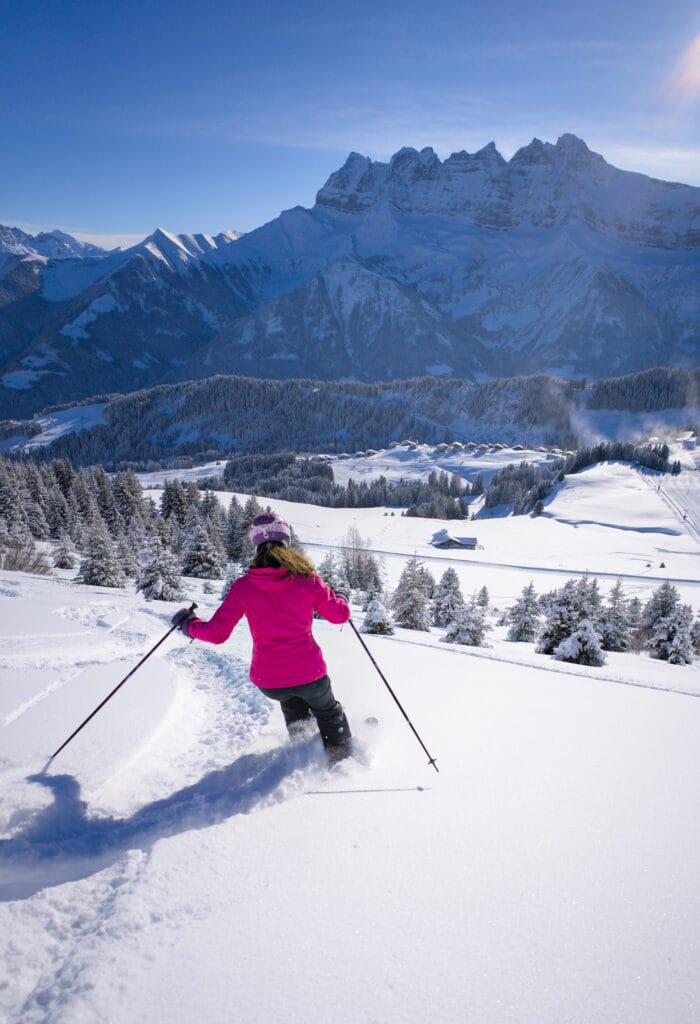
[[1, 451, 699, 1024]]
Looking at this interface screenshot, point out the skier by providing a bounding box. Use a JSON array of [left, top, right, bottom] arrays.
[[171, 512, 353, 764]]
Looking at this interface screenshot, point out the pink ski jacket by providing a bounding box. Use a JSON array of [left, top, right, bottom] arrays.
[[186, 568, 350, 688]]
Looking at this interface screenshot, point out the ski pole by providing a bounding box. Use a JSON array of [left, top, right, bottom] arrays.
[[43, 602, 197, 772], [348, 618, 439, 773]]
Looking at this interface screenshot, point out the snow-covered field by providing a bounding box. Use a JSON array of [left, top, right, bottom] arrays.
[[1, 462, 699, 1023]]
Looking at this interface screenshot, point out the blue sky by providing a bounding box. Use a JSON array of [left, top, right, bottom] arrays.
[[2, 0, 699, 248]]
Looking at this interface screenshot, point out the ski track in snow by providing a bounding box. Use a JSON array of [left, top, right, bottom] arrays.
[[1, 605, 146, 729], [3, 847, 153, 1024]]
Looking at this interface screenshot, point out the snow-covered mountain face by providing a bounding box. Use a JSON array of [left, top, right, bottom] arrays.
[[0, 225, 109, 260], [0, 135, 698, 418]]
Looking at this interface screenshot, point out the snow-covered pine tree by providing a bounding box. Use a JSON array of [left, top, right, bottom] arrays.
[[77, 521, 125, 588], [627, 596, 644, 651], [116, 533, 140, 578], [576, 573, 602, 628], [45, 487, 73, 540], [690, 611, 700, 655], [360, 599, 394, 635], [224, 496, 246, 561], [476, 584, 490, 609], [433, 567, 465, 626], [181, 523, 226, 579], [506, 581, 540, 642], [220, 561, 243, 599], [53, 533, 78, 569], [241, 494, 262, 528], [112, 470, 146, 531], [200, 491, 227, 557], [91, 465, 122, 536], [160, 480, 189, 527], [536, 579, 583, 654], [444, 602, 489, 646], [137, 540, 184, 601], [417, 563, 436, 599], [392, 556, 432, 631], [639, 581, 680, 644], [0, 461, 27, 538], [647, 603, 695, 664], [598, 579, 631, 651], [554, 619, 606, 666], [317, 550, 351, 594]]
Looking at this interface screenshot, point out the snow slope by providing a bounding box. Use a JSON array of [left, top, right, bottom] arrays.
[[1, 465, 699, 1023]]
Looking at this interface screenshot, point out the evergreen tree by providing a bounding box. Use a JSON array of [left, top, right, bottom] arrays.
[[392, 556, 432, 631], [72, 475, 100, 530], [507, 582, 540, 642], [476, 584, 490, 610], [137, 540, 184, 601], [113, 470, 146, 529], [45, 487, 72, 539], [627, 596, 644, 651], [116, 533, 140, 578], [416, 563, 436, 599], [554, 619, 606, 666], [690, 611, 700, 655], [360, 599, 394, 635], [317, 550, 351, 593], [576, 574, 602, 627], [444, 603, 489, 646], [647, 603, 695, 664], [598, 580, 631, 651], [77, 522, 125, 588], [160, 480, 189, 526], [224, 496, 246, 560], [537, 579, 585, 654], [181, 524, 225, 579], [220, 561, 244, 599], [241, 494, 262, 528], [433, 567, 465, 626], [640, 581, 680, 644], [91, 465, 121, 535], [53, 533, 78, 569]]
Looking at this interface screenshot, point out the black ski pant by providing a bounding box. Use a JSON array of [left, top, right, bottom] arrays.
[[258, 675, 351, 749]]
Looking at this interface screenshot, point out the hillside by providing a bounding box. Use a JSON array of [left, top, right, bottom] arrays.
[[2, 367, 699, 468], [1, 461, 699, 1022]]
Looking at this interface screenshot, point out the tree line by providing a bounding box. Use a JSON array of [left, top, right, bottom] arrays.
[[6, 365, 696, 471], [357, 555, 698, 667]]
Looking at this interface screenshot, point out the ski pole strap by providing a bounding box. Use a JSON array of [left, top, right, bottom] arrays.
[[349, 618, 438, 773]]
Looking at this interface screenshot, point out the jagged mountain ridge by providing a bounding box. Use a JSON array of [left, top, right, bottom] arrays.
[[0, 134, 698, 418], [0, 225, 109, 261]]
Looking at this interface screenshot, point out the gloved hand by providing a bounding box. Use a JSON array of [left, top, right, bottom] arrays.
[[171, 608, 197, 635]]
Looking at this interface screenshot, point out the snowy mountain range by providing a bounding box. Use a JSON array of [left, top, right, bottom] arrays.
[[1, 134, 698, 418]]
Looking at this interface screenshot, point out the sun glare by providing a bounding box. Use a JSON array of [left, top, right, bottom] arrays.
[[667, 33, 700, 100]]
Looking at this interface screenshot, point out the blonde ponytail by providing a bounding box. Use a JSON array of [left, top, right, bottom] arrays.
[[251, 543, 317, 578]]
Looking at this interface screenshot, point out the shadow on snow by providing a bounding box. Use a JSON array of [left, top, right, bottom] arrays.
[[0, 738, 321, 902]]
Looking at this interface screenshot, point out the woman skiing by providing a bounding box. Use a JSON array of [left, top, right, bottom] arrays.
[[171, 512, 353, 764]]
